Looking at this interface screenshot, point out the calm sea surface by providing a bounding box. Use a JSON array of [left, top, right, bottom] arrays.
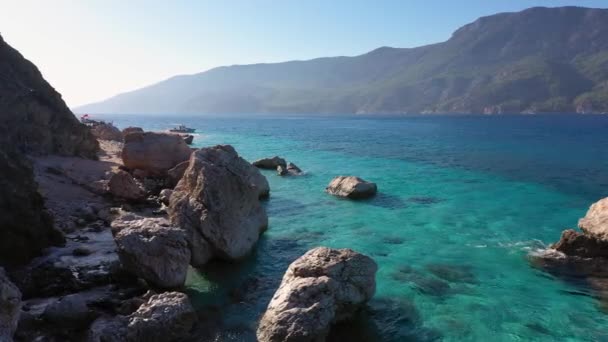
[[100, 114, 608, 341]]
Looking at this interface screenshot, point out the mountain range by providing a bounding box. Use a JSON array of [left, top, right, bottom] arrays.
[[77, 6, 608, 115]]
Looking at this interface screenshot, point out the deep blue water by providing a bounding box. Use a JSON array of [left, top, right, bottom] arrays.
[[100, 114, 608, 341]]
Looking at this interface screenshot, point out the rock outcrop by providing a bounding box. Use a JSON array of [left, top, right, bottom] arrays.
[[0, 34, 99, 265], [167, 160, 189, 186], [107, 170, 145, 201], [253, 156, 287, 169], [257, 247, 377, 342], [88, 292, 196, 342], [326, 176, 377, 199], [278, 162, 303, 176], [0, 267, 22, 341], [0, 34, 98, 158], [169, 145, 268, 265], [578, 197, 608, 240], [112, 215, 190, 288], [91, 122, 123, 142], [183, 135, 194, 145], [551, 198, 608, 258], [122, 126, 144, 137], [121, 132, 192, 176], [0, 146, 64, 265]]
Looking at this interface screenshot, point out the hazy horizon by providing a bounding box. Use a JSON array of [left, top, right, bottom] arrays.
[[1, 0, 607, 108]]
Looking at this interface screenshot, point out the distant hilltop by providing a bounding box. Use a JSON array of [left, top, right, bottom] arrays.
[[77, 6, 608, 115]]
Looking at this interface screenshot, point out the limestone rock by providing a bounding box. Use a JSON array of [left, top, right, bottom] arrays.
[[253, 156, 287, 169], [91, 122, 123, 142], [167, 160, 189, 187], [169, 145, 268, 264], [257, 247, 377, 342], [112, 215, 190, 288], [107, 170, 145, 201], [122, 132, 192, 176], [0, 268, 21, 341], [122, 126, 144, 137], [579, 197, 608, 240], [326, 176, 377, 199], [278, 162, 303, 176], [159, 189, 173, 205], [127, 292, 196, 341]]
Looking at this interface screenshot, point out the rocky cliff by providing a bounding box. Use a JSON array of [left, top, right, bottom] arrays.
[[0, 34, 99, 265]]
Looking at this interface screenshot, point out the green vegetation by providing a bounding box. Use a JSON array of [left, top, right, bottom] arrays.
[[78, 6, 608, 115]]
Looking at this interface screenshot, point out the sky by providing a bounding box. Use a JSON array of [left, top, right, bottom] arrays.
[[0, 0, 606, 107]]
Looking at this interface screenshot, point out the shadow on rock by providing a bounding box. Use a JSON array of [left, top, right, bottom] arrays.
[[328, 298, 442, 342]]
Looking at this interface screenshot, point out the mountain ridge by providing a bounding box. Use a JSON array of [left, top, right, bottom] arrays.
[[77, 6, 608, 115]]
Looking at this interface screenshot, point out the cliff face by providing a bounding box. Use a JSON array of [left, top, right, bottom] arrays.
[[0, 35, 98, 157], [0, 34, 98, 265]]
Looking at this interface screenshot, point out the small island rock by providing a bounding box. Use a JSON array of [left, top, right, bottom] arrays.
[[253, 156, 287, 169], [257, 247, 377, 342], [326, 176, 377, 199]]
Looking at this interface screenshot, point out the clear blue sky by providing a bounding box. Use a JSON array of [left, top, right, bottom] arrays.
[[0, 0, 606, 106]]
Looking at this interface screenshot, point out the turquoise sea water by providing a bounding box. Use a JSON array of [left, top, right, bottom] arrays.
[[102, 114, 608, 341]]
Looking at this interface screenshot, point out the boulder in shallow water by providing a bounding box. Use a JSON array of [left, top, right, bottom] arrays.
[[107, 170, 145, 201], [277, 162, 303, 176], [287, 162, 302, 174], [169, 145, 268, 264], [122, 132, 192, 176], [578, 197, 608, 240], [253, 156, 287, 169], [257, 247, 377, 342], [326, 176, 377, 199], [112, 215, 190, 288], [0, 267, 21, 341]]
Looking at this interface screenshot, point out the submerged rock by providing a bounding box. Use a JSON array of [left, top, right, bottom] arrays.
[[0, 267, 21, 341], [169, 145, 268, 265], [112, 215, 190, 288], [253, 156, 287, 169], [257, 247, 377, 342], [91, 122, 123, 142], [107, 170, 145, 201], [326, 176, 377, 199], [122, 132, 192, 176]]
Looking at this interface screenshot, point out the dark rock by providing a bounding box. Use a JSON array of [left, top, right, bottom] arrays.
[[253, 156, 287, 169], [183, 135, 194, 145], [0, 267, 21, 341], [122, 126, 144, 137], [107, 170, 146, 201], [73, 246, 94, 257], [0, 145, 64, 265], [167, 160, 189, 187], [552, 229, 608, 258]]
